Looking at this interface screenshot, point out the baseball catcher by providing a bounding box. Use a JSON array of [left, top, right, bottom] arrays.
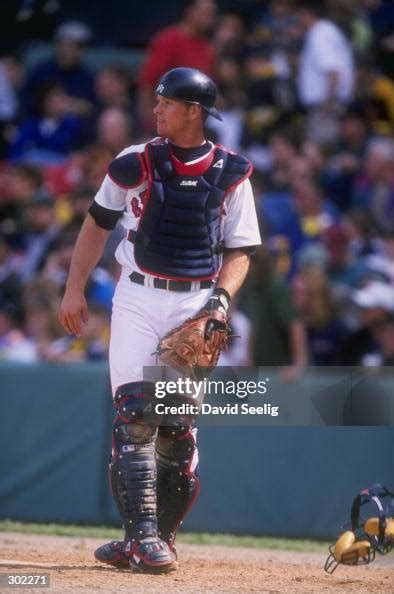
[[59, 65, 261, 573]]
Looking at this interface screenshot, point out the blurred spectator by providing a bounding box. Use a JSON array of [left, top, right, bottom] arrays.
[[0, 232, 24, 324], [264, 128, 299, 192], [296, 0, 355, 143], [0, 61, 17, 123], [241, 246, 308, 376], [207, 55, 245, 150], [213, 11, 247, 59], [0, 305, 36, 362], [96, 108, 133, 157], [291, 264, 348, 364], [323, 105, 369, 211], [61, 186, 95, 233], [288, 153, 317, 185], [19, 191, 61, 282], [262, 177, 340, 273], [137, 0, 217, 134], [77, 145, 114, 192], [22, 21, 95, 114], [340, 280, 394, 365], [352, 137, 394, 233], [242, 45, 296, 146], [95, 65, 133, 112], [321, 224, 369, 290], [23, 304, 62, 362], [257, 0, 299, 55], [325, 0, 363, 41], [366, 0, 394, 80], [9, 82, 87, 164], [362, 230, 394, 286], [343, 209, 381, 258], [354, 57, 394, 136], [318, 223, 369, 327], [0, 55, 22, 157], [0, 164, 43, 235]]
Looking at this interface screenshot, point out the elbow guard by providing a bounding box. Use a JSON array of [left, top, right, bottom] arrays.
[[88, 202, 123, 230]]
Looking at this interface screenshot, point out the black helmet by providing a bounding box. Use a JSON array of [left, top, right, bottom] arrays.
[[155, 67, 222, 121]]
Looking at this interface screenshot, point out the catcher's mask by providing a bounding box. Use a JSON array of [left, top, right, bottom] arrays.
[[324, 483, 394, 574], [155, 67, 222, 121]]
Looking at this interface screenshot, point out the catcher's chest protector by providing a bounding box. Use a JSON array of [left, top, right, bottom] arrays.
[[134, 141, 252, 280]]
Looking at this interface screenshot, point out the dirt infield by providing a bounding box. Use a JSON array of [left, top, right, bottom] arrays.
[[0, 532, 393, 593]]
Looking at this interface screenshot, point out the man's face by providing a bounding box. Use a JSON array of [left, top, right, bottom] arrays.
[[187, 0, 217, 34], [56, 40, 84, 68], [153, 96, 196, 140]]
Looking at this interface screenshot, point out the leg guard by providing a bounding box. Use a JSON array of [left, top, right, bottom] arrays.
[[110, 382, 158, 540], [156, 425, 200, 550], [97, 382, 176, 573]]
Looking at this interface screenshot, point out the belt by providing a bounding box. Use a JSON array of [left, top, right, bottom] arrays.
[[129, 271, 214, 292]]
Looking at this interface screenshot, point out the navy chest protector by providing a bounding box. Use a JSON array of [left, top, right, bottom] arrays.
[[128, 142, 252, 280]]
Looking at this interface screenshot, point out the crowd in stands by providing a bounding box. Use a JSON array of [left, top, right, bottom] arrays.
[[0, 0, 394, 371]]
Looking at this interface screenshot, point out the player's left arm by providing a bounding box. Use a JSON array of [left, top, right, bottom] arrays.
[[219, 176, 261, 299], [215, 249, 250, 298], [203, 176, 261, 316]]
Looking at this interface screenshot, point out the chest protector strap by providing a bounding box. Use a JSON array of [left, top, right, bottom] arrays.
[[132, 141, 252, 280]]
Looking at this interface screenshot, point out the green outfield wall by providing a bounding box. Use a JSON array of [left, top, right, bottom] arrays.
[[0, 363, 393, 539]]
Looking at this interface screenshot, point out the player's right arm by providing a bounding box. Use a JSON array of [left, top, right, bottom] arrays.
[[59, 146, 144, 335], [59, 214, 111, 337]]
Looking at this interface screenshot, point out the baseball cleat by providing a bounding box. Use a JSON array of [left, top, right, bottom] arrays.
[[94, 540, 130, 568], [128, 537, 178, 573]]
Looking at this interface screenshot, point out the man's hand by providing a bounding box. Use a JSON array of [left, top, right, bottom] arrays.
[[58, 289, 89, 337], [57, 214, 111, 337], [201, 289, 230, 339]]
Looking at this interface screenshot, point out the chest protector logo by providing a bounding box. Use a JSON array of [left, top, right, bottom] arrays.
[[133, 141, 252, 280]]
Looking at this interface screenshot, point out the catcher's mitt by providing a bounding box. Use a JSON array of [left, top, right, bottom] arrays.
[[155, 309, 231, 379]]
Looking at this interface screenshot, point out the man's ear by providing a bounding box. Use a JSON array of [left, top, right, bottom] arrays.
[[189, 104, 204, 121]]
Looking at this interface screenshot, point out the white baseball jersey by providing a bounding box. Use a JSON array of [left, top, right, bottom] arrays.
[[91, 138, 261, 393]]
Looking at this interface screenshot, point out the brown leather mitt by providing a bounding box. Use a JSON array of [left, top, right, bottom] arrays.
[[156, 310, 231, 379]]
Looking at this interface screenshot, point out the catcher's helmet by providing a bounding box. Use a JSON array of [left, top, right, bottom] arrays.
[[155, 67, 222, 121]]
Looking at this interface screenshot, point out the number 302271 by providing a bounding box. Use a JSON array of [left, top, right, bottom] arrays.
[[7, 574, 49, 585]]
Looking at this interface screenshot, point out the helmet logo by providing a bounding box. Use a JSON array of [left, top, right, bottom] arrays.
[[157, 83, 165, 93]]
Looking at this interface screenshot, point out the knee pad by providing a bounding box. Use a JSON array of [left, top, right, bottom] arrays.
[[157, 426, 198, 470], [112, 382, 156, 450]]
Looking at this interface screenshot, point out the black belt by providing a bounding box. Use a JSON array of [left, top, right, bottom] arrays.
[[129, 271, 214, 292]]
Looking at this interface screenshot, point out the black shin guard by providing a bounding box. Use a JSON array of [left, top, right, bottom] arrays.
[[110, 440, 157, 539], [156, 426, 200, 548], [110, 382, 158, 540]]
